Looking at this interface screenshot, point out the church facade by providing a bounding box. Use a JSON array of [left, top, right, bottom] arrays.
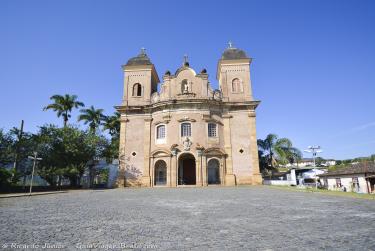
[[116, 45, 262, 187]]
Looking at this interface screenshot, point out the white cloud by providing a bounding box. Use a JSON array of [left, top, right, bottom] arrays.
[[351, 121, 375, 132], [329, 121, 375, 139]]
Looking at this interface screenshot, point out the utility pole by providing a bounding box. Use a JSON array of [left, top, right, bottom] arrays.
[[304, 146, 322, 167], [304, 146, 323, 190], [13, 120, 24, 172], [28, 152, 42, 196]]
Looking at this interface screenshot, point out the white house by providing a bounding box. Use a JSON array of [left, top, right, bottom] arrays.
[[319, 162, 375, 194], [284, 158, 336, 168]]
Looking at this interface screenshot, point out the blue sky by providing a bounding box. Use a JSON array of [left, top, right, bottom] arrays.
[[1, 0, 374, 160]]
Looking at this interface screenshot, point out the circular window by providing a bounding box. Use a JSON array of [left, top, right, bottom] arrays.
[[131, 152, 137, 157], [239, 149, 244, 154]]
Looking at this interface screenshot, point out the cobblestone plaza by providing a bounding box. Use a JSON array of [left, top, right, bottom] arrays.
[[1, 187, 375, 250]]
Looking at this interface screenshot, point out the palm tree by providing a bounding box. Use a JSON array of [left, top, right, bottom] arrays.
[[43, 94, 84, 127], [257, 134, 277, 168], [78, 106, 105, 133], [103, 112, 120, 137], [257, 134, 302, 169]]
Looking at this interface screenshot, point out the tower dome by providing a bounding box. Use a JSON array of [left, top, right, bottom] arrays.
[[125, 48, 152, 66], [221, 42, 249, 60]]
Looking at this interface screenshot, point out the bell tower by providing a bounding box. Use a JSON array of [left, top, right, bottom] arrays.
[[217, 43, 253, 102], [122, 49, 160, 106]]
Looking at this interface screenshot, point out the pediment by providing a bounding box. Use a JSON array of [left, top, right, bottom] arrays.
[[204, 147, 226, 156], [151, 148, 172, 157], [175, 66, 196, 77]]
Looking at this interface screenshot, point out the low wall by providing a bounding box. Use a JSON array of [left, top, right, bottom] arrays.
[[263, 180, 293, 186], [0, 185, 79, 194]]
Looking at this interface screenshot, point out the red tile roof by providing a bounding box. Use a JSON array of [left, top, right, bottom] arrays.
[[319, 162, 375, 177]]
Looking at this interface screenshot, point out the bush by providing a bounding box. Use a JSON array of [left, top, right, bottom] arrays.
[[0, 168, 21, 190], [99, 168, 109, 183], [0, 168, 12, 188]]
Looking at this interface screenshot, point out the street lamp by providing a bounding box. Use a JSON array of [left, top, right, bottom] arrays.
[[304, 146, 323, 190], [27, 152, 42, 196], [303, 146, 323, 167]]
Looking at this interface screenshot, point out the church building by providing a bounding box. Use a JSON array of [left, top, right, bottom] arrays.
[[116, 44, 262, 187]]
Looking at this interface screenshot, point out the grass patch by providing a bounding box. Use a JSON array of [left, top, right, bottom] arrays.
[[275, 167, 289, 172], [265, 185, 375, 200]]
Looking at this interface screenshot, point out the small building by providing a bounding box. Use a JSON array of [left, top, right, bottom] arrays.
[[297, 168, 326, 186], [284, 158, 336, 168], [319, 162, 375, 194], [263, 167, 326, 187]]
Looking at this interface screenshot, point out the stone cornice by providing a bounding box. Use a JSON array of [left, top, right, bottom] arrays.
[[115, 99, 260, 114], [201, 114, 223, 125], [177, 117, 196, 123], [248, 111, 256, 117], [119, 117, 129, 123], [122, 64, 160, 83]]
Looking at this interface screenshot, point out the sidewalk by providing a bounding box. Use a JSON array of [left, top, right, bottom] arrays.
[[0, 191, 67, 198]]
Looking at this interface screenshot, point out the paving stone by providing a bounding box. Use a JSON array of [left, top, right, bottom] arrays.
[[1, 187, 374, 250]]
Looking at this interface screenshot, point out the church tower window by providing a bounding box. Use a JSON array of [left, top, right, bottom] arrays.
[[132, 83, 142, 96], [232, 78, 243, 93]]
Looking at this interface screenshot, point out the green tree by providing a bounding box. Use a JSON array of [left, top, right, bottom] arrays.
[[0, 129, 24, 189], [34, 125, 106, 187], [315, 157, 325, 166], [102, 137, 119, 163], [78, 106, 106, 133], [102, 112, 120, 162], [257, 134, 302, 169], [0, 129, 14, 166], [103, 112, 120, 137], [9, 128, 36, 176], [43, 94, 84, 127]]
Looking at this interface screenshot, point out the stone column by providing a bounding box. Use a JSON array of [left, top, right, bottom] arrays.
[[249, 111, 262, 185], [220, 158, 225, 185], [195, 154, 202, 186], [290, 169, 297, 186], [171, 150, 177, 187], [168, 156, 172, 187], [202, 155, 207, 186], [150, 157, 154, 187], [200, 155, 204, 186], [141, 117, 152, 187], [116, 116, 128, 187], [223, 114, 236, 186]]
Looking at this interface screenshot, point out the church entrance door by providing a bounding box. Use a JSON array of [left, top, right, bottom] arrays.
[[154, 160, 167, 186], [178, 153, 196, 185], [207, 159, 220, 185]]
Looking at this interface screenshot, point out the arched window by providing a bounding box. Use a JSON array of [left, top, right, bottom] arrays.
[[132, 83, 142, 96], [181, 123, 191, 137], [208, 123, 217, 137], [156, 125, 166, 139], [232, 78, 243, 93]]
